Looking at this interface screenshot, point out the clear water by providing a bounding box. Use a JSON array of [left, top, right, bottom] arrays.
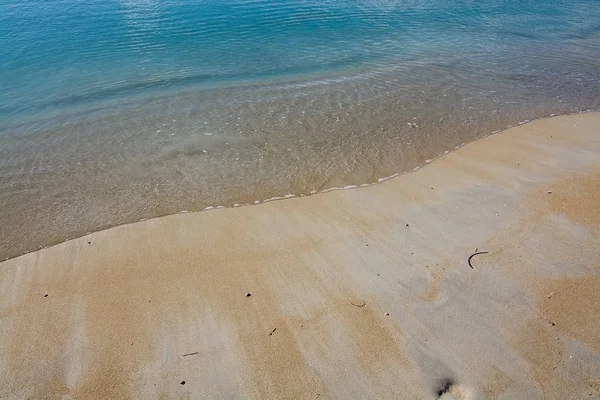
[[1, 0, 600, 259]]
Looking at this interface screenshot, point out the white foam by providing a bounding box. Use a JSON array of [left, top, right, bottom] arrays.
[[204, 206, 214, 211], [378, 173, 399, 183], [444, 150, 449, 154], [320, 187, 338, 193], [263, 196, 283, 203], [344, 185, 358, 189], [254, 200, 261, 204], [233, 204, 241, 207], [283, 194, 296, 198], [216, 206, 225, 209], [425, 159, 432, 163], [204, 132, 213, 136], [412, 166, 420, 171], [492, 130, 500, 134]]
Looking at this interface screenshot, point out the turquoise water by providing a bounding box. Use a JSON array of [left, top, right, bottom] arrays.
[[1, 0, 600, 259]]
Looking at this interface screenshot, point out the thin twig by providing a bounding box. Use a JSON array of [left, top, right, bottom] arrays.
[[183, 352, 199, 357], [468, 251, 488, 269], [350, 300, 366, 307]]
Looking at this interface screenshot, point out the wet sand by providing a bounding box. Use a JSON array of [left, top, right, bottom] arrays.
[[1, 113, 599, 399]]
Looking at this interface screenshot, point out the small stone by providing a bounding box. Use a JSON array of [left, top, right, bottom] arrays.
[[547, 191, 552, 194], [385, 312, 390, 316], [44, 293, 48, 297], [87, 241, 91, 245], [405, 224, 409, 227], [180, 381, 186, 385], [245, 292, 252, 297]]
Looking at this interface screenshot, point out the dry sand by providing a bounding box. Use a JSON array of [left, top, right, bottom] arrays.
[[1, 113, 599, 399]]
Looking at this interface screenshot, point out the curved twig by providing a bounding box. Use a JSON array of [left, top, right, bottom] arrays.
[[468, 251, 488, 269], [350, 300, 366, 308]]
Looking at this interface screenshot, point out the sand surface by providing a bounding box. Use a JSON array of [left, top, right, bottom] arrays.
[[1, 113, 599, 399]]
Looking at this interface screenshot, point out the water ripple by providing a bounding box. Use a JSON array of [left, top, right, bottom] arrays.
[[1, 0, 600, 258]]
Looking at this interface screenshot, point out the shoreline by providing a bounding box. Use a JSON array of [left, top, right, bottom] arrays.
[[1, 112, 599, 398], [2, 109, 597, 262]]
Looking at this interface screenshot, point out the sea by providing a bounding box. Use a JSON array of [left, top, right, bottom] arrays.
[[1, 0, 600, 259]]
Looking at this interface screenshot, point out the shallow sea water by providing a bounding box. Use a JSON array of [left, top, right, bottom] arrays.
[[1, 0, 600, 259]]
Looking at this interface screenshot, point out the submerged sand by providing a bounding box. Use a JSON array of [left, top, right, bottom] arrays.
[[1, 113, 599, 399]]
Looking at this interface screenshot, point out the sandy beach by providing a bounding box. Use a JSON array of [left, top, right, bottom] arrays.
[[1, 113, 599, 399]]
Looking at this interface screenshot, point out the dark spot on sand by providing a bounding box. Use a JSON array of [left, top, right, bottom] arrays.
[[180, 381, 186, 385], [406, 224, 409, 227], [435, 378, 454, 398], [245, 292, 252, 297], [44, 293, 48, 297], [87, 241, 91, 245]]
